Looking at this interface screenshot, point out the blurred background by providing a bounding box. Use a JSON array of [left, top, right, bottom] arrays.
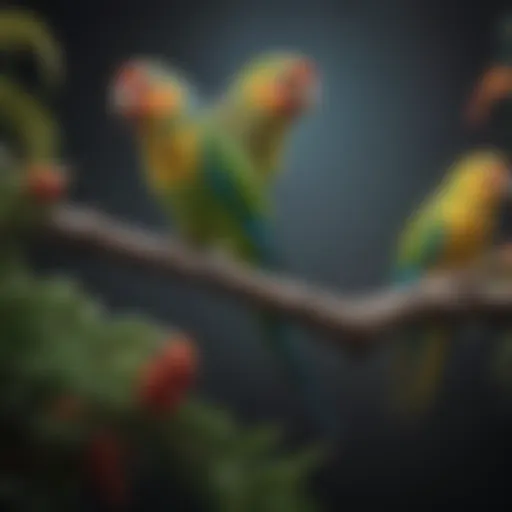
[[8, 0, 512, 508]]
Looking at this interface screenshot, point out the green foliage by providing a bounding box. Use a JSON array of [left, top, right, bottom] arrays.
[[0, 8, 61, 167], [0, 8, 64, 89], [0, 76, 60, 163], [161, 400, 325, 512], [0, 7, 325, 511], [0, 263, 324, 510]]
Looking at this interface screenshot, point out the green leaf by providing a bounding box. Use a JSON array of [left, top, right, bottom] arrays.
[[0, 8, 64, 89], [231, 424, 283, 459], [0, 77, 60, 163]]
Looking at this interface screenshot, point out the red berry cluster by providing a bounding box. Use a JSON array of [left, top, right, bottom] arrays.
[[48, 395, 127, 508], [138, 336, 198, 415]]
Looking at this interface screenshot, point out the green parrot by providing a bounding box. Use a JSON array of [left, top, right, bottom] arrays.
[[110, 58, 338, 437], [390, 149, 512, 416], [210, 52, 319, 186]]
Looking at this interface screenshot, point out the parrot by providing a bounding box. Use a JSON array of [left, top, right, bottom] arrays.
[[390, 149, 512, 416], [110, 58, 338, 437], [210, 52, 319, 186]]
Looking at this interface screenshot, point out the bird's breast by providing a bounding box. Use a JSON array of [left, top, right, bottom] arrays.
[[440, 204, 495, 267], [144, 127, 198, 191]]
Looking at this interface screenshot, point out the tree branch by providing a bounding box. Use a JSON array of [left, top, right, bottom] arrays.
[[39, 203, 512, 352]]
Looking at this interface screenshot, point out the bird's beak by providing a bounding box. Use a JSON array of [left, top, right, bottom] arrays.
[[292, 59, 319, 111], [274, 60, 319, 117], [140, 87, 181, 118], [465, 64, 512, 128], [110, 78, 179, 122]]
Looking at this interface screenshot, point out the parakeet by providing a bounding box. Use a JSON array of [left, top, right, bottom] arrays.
[[210, 52, 319, 186], [110, 59, 337, 437], [390, 149, 512, 416], [108, 58, 203, 239]]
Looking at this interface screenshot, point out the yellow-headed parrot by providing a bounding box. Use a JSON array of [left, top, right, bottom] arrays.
[[211, 52, 319, 186], [390, 149, 512, 416]]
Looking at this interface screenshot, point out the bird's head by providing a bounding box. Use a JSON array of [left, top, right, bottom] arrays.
[[233, 53, 319, 121], [109, 59, 190, 124], [448, 150, 512, 206]]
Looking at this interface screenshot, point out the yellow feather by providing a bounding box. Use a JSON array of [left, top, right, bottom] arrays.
[[141, 124, 198, 191]]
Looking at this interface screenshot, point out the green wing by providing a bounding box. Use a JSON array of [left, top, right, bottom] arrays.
[[199, 124, 278, 267], [391, 214, 447, 284]]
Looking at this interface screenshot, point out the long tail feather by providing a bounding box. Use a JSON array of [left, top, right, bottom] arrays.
[[392, 326, 449, 417], [258, 311, 339, 439]]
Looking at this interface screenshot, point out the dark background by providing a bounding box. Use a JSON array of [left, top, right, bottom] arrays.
[[8, 0, 512, 509]]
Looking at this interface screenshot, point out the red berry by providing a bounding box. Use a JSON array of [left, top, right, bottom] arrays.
[[162, 337, 198, 391], [26, 165, 67, 203], [138, 336, 198, 414]]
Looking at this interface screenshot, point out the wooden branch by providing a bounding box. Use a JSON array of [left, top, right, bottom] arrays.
[[38, 203, 512, 352]]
